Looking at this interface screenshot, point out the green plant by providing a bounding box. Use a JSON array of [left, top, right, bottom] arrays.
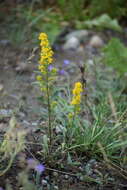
[[0, 117, 26, 176], [57, 0, 86, 20], [103, 38, 127, 74], [36, 33, 58, 150], [88, 0, 127, 19], [76, 14, 122, 32], [2, 1, 61, 46], [34, 33, 127, 165]]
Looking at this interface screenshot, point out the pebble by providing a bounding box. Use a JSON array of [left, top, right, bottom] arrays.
[[63, 37, 80, 50], [15, 61, 29, 73], [89, 35, 104, 48], [65, 30, 89, 41], [79, 176, 84, 181], [41, 179, 48, 186], [53, 172, 58, 177], [54, 185, 59, 190], [64, 174, 69, 179], [87, 59, 94, 65]]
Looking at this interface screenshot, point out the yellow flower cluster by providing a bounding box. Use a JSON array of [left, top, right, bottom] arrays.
[[71, 82, 83, 105], [38, 33, 54, 74]]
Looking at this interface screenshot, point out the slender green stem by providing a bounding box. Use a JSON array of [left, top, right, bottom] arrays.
[[46, 69, 52, 148]]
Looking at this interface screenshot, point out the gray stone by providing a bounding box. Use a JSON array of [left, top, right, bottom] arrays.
[[89, 35, 104, 48], [65, 30, 89, 41], [63, 36, 80, 50], [41, 179, 48, 186]]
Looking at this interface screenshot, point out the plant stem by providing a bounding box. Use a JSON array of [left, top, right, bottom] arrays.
[[46, 69, 52, 149]]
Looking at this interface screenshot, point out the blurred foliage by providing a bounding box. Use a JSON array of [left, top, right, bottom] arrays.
[[57, 0, 86, 20], [56, 0, 127, 20], [0, 0, 127, 46], [0, 1, 62, 45], [76, 14, 122, 32], [88, 0, 127, 18], [103, 38, 127, 74]]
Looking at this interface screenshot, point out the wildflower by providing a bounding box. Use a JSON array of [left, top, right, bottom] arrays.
[[27, 158, 37, 169], [48, 65, 57, 73], [63, 59, 70, 66], [38, 32, 53, 66], [71, 82, 83, 105], [37, 32, 55, 88], [59, 69, 66, 75], [26, 158, 45, 174], [35, 164, 45, 174], [48, 65, 53, 71]]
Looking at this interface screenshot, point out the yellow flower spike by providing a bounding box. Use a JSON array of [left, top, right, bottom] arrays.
[[38, 32, 53, 67], [70, 82, 83, 106], [39, 33, 47, 40]]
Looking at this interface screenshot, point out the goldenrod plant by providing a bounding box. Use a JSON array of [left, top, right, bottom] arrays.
[[36, 33, 57, 150]]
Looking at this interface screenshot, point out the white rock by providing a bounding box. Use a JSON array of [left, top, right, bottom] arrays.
[[63, 37, 80, 50], [87, 59, 94, 65], [64, 174, 69, 179], [54, 185, 59, 190], [89, 35, 104, 48], [65, 30, 89, 41], [41, 179, 48, 186]]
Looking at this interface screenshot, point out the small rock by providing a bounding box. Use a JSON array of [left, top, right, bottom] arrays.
[[31, 122, 38, 126], [65, 30, 89, 41], [79, 176, 84, 181], [41, 179, 48, 186], [88, 159, 97, 164], [0, 84, 4, 92], [15, 61, 29, 73], [63, 37, 80, 50], [64, 174, 69, 179], [54, 185, 59, 190], [89, 35, 104, 48], [76, 45, 85, 53], [53, 172, 58, 177], [87, 59, 94, 65]]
